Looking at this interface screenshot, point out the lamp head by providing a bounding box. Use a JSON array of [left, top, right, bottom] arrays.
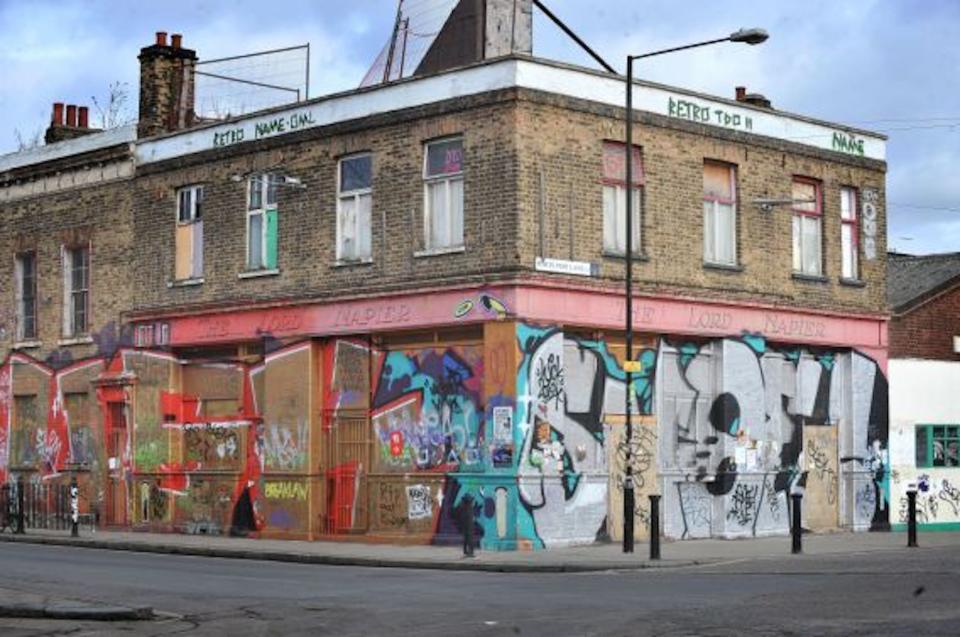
[[729, 28, 769, 45]]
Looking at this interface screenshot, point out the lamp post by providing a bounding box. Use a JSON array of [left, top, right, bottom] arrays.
[[622, 27, 768, 554]]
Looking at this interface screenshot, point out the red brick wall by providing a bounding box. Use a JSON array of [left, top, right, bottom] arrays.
[[889, 283, 960, 360]]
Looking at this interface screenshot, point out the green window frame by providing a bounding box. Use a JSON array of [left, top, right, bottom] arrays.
[[916, 424, 960, 468], [246, 174, 279, 271]]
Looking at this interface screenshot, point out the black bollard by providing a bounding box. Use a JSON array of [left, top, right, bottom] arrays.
[[15, 478, 25, 534], [623, 477, 635, 553], [907, 488, 918, 548], [791, 493, 803, 554], [70, 477, 79, 538], [649, 494, 661, 561], [462, 494, 475, 558]]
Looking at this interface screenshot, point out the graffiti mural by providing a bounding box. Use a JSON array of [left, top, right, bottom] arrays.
[[371, 345, 484, 472], [0, 319, 889, 549], [515, 325, 656, 547], [661, 336, 888, 538]]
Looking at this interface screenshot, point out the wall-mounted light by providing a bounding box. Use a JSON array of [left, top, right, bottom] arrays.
[[278, 175, 305, 189]]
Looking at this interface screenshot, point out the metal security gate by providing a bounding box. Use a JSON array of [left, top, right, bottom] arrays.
[[0, 480, 74, 532], [322, 413, 372, 534], [321, 337, 375, 535]]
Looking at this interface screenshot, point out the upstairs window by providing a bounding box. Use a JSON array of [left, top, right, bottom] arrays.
[[15, 251, 37, 341], [175, 185, 204, 280], [247, 174, 278, 271], [601, 141, 643, 255], [791, 178, 822, 276], [916, 425, 960, 468], [423, 138, 464, 251], [841, 186, 859, 279], [62, 245, 89, 337], [337, 154, 373, 262], [703, 161, 737, 265]]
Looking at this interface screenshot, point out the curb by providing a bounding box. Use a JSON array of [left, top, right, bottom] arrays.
[[0, 603, 153, 621], [0, 534, 707, 573]]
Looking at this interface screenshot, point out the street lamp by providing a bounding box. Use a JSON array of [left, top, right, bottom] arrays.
[[622, 28, 768, 555]]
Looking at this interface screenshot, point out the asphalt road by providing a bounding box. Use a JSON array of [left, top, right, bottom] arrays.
[[0, 542, 956, 636]]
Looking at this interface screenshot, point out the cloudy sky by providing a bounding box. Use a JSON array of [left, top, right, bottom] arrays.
[[1, 0, 957, 254]]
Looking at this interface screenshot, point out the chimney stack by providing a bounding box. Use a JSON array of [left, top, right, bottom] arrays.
[[137, 30, 198, 139], [734, 85, 773, 109], [44, 101, 100, 145]]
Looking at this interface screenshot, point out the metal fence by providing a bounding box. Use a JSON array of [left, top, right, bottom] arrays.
[[0, 480, 86, 533]]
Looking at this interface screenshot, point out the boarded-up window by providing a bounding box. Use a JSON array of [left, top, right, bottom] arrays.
[[601, 141, 643, 255], [248, 175, 279, 270], [840, 186, 859, 279], [15, 251, 37, 341], [791, 178, 822, 276], [175, 185, 204, 280], [338, 154, 373, 261], [62, 245, 89, 337], [703, 162, 737, 265], [423, 139, 464, 251], [13, 395, 38, 466]]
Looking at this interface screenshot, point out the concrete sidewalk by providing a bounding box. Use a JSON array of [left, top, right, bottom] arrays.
[[0, 585, 153, 621], [1, 527, 955, 573]]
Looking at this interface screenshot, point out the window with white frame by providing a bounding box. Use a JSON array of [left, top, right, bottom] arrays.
[[15, 251, 37, 341], [423, 138, 464, 251], [601, 141, 643, 255], [841, 186, 859, 279], [175, 184, 204, 280], [337, 154, 372, 261], [247, 174, 278, 270], [703, 161, 737, 265], [791, 178, 822, 276], [62, 245, 89, 337]]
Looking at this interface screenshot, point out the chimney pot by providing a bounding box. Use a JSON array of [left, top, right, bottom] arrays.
[[65, 104, 78, 127], [156, 31, 168, 46], [171, 33, 182, 49], [735, 86, 747, 102], [52, 102, 65, 126], [78, 106, 89, 128]]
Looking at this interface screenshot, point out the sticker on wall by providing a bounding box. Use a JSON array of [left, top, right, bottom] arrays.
[[406, 484, 432, 520], [453, 293, 509, 320], [493, 406, 513, 443]]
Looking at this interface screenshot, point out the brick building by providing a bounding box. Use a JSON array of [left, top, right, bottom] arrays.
[[887, 252, 960, 531], [0, 1, 890, 548]]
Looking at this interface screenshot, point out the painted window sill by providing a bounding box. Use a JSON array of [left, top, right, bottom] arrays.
[[13, 340, 42, 349], [58, 335, 94, 347], [238, 268, 280, 279], [167, 277, 205, 288], [703, 261, 743, 273], [332, 257, 374, 268], [602, 250, 648, 262], [414, 245, 465, 258], [791, 272, 828, 284], [839, 277, 867, 288]]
